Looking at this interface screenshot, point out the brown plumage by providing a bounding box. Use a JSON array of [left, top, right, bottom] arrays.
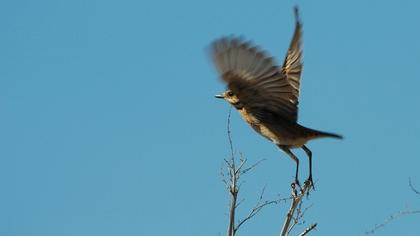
[[211, 7, 342, 186]]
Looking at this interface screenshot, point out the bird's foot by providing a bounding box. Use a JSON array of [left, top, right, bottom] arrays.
[[291, 178, 301, 190], [304, 176, 315, 191]]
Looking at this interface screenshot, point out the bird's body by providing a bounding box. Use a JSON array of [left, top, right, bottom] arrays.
[[211, 7, 342, 186], [237, 106, 340, 148]]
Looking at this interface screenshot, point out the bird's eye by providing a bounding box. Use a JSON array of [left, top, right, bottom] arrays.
[[227, 91, 234, 96]]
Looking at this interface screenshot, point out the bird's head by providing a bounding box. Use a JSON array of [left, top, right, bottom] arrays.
[[215, 90, 240, 105]]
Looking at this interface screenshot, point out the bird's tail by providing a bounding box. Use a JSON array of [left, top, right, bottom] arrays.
[[312, 130, 343, 139], [308, 129, 343, 139]]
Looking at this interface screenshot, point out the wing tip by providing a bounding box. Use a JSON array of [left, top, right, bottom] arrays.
[[293, 5, 301, 26]]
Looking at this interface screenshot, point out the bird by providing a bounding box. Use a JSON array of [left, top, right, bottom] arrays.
[[211, 7, 342, 187]]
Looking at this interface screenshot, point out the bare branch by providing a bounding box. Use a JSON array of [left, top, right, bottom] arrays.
[[235, 198, 246, 209], [241, 158, 267, 175], [227, 187, 238, 236], [409, 177, 420, 195], [288, 202, 314, 235], [225, 106, 237, 236], [227, 107, 234, 160], [298, 223, 317, 236], [224, 150, 275, 235], [235, 186, 290, 233], [280, 181, 314, 236], [223, 106, 286, 236], [235, 158, 248, 175], [364, 209, 420, 235]]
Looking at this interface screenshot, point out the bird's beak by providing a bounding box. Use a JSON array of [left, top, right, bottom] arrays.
[[214, 94, 224, 99]]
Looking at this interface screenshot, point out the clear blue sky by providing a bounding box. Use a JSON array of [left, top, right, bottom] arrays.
[[1, 0, 420, 235]]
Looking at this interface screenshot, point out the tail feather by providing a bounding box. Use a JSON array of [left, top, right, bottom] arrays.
[[314, 130, 343, 139]]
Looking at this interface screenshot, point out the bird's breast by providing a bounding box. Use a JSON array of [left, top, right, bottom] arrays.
[[238, 108, 259, 125], [237, 108, 278, 142], [237, 108, 309, 148]]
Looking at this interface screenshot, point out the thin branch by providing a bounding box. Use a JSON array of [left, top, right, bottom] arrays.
[[224, 153, 274, 235], [280, 181, 313, 236], [235, 198, 246, 209], [227, 186, 238, 236], [409, 177, 420, 195], [225, 106, 237, 236], [235, 187, 290, 232], [235, 158, 248, 175], [364, 209, 420, 235], [286, 202, 301, 235], [223, 106, 285, 236], [236, 199, 282, 231], [298, 223, 317, 236], [227, 106, 234, 159], [241, 158, 266, 175], [288, 203, 314, 234]]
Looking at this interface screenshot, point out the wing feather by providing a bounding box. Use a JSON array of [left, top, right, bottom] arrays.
[[211, 8, 303, 122], [282, 6, 303, 95]]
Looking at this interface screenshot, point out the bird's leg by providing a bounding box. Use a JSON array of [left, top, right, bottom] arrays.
[[278, 145, 300, 188], [302, 145, 314, 189]]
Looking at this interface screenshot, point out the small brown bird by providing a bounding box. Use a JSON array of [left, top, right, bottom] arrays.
[[211, 7, 342, 186]]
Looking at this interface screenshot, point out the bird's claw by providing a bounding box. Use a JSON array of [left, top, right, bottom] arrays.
[[304, 177, 315, 191], [292, 178, 301, 189], [297, 178, 302, 188]]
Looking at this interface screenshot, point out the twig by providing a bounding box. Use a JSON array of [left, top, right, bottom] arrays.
[[364, 209, 420, 235], [227, 107, 234, 160], [280, 182, 313, 236], [225, 106, 237, 236], [235, 187, 290, 233], [223, 106, 283, 236], [226, 157, 274, 236], [288, 203, 314, 234], [298, 223, 317, 236], [241, 158, 267, 175], [409, 177, 420, 195], [235, 158, 248, 175], [227, 184, 238, 236]]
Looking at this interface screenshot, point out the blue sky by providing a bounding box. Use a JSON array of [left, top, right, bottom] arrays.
[[1, 0, 420, 235]]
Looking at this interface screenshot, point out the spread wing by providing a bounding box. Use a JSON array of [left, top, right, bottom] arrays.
[[211, 35, 302, 122], [211, 9, 303, 122], [281, 6, 303, 99]]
